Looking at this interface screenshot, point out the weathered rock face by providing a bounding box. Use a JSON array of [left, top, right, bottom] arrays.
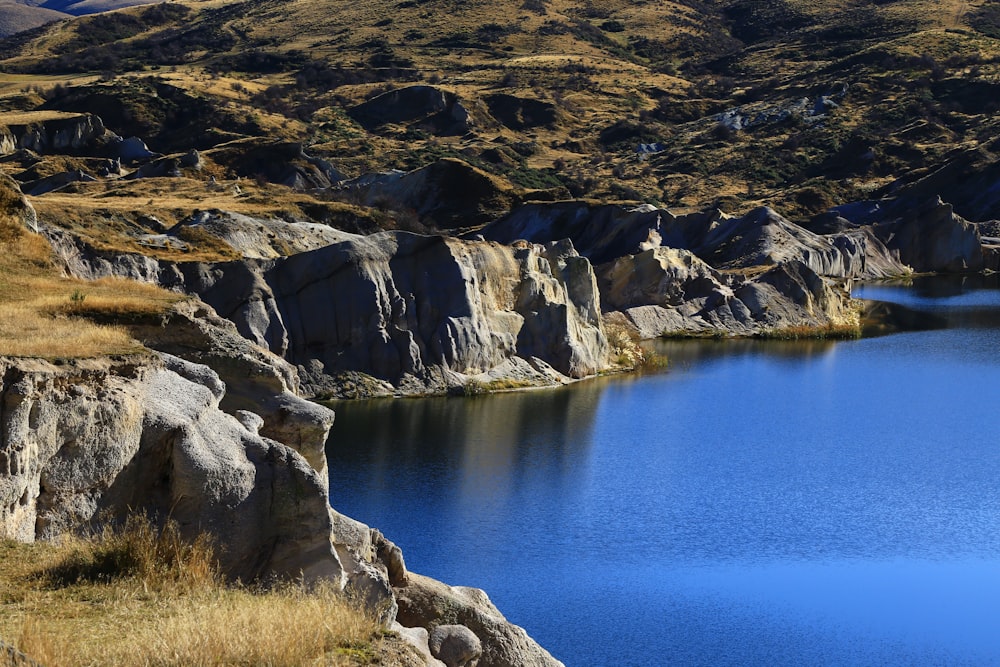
[[598, 248, 858, 337], [228, 233, 608, 396], [50, 229, 611, 397], [396, 573, 565, 667], [339, 158, 517, 230], [478, 201, 683, 265], [873, 197, 984, 273], [0, 113, 111, 156], [694, 207, 906, 278], [171, 210, 359, 260], [0, 353, 341, 583], [479, 202, 909, 279]]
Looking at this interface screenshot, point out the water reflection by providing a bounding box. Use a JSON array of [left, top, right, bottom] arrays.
[[326, 382, 606, 553], [652, 337, 839, 370]]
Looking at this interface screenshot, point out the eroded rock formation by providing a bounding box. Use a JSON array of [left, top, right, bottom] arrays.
[[479, 201, 910, 279], [0, 113, 111, 156], [597, 248, 858, 337], [0, 353, 342, 583], [0, 312, 564, 665], [48, 229, 612, 398]]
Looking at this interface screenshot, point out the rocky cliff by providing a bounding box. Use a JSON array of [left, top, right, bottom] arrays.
[[598, 248, 858, 338], [0, 306, 564, 666], [0, 352, 342, 583], [478, 201, 911, 279], [0, 113, 111, 156], [48, 228, 613, 398]]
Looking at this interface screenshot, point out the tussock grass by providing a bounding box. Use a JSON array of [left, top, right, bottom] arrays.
[[0, 207, 183, 358], [1, 517, 388, 667], [606, 321, 668, 371], [756, 323, 863, 340], [0, 302, 139, 357]]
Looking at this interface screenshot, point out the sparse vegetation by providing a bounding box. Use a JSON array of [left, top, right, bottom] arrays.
[[755, 323, 864, 341], [0, 185, 183, 358], [606, 321, 667, 371], [0, 516, 398, 667]]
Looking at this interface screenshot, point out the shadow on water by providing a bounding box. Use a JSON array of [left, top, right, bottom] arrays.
[[325, 382, 608, 522], [857, 274, 1000, 334]]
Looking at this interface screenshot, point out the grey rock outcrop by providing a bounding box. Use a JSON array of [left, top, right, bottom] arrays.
[[0, 113, 111, 156], [172, 210, 359, 259], [109, 136, 158, 163], [694, 206, 905, 278], [50, 228, 612, 397], [0, 353, 342, 583], [396, 573, 564, 667], [221, 232, 609, 396], [21, 169, 97, 196], [599, 249, 857, 337], [873, 197, 984, 273], [429, 625, 482, 667], [480, 202, 908, 279], [338, 158, 517, 230]]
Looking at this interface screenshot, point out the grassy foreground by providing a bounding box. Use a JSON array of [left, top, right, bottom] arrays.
[[0, 517, 411, 666]]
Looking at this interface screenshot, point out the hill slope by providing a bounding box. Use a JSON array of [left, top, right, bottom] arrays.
[[0, 0, 999, 221]]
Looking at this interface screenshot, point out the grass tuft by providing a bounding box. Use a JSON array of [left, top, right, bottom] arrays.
[[1, 516, 392, 667], [606, 321, 668, 371], [41, 515, 217, 593], [755, 323, 863, 340]]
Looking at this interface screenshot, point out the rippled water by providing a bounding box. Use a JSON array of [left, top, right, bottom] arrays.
[[327, 275, 1000, 666]]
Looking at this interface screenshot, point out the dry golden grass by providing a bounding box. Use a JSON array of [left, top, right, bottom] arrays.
[[0, 302, 140, 358], [0, 517, 390, 667], [0, 207, 183, 358], [0, 110, 82, 125]]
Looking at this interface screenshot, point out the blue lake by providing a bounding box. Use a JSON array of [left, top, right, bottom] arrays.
[[327, 276, 1000, 666]]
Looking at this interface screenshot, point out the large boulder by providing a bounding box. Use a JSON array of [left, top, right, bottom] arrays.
[[428, 625, 482, 667], [396, 573, 564, 667], [0, 353, 341, 583]]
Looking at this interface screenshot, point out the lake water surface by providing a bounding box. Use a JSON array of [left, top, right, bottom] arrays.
[[327, 276, 1000, 666]]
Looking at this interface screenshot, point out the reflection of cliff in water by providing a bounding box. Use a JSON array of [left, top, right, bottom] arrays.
[[858, 274, 1000, 334], [906, 273, 1000, 297], [326, 384, 603, 511], [651, 337, 840, 371]]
